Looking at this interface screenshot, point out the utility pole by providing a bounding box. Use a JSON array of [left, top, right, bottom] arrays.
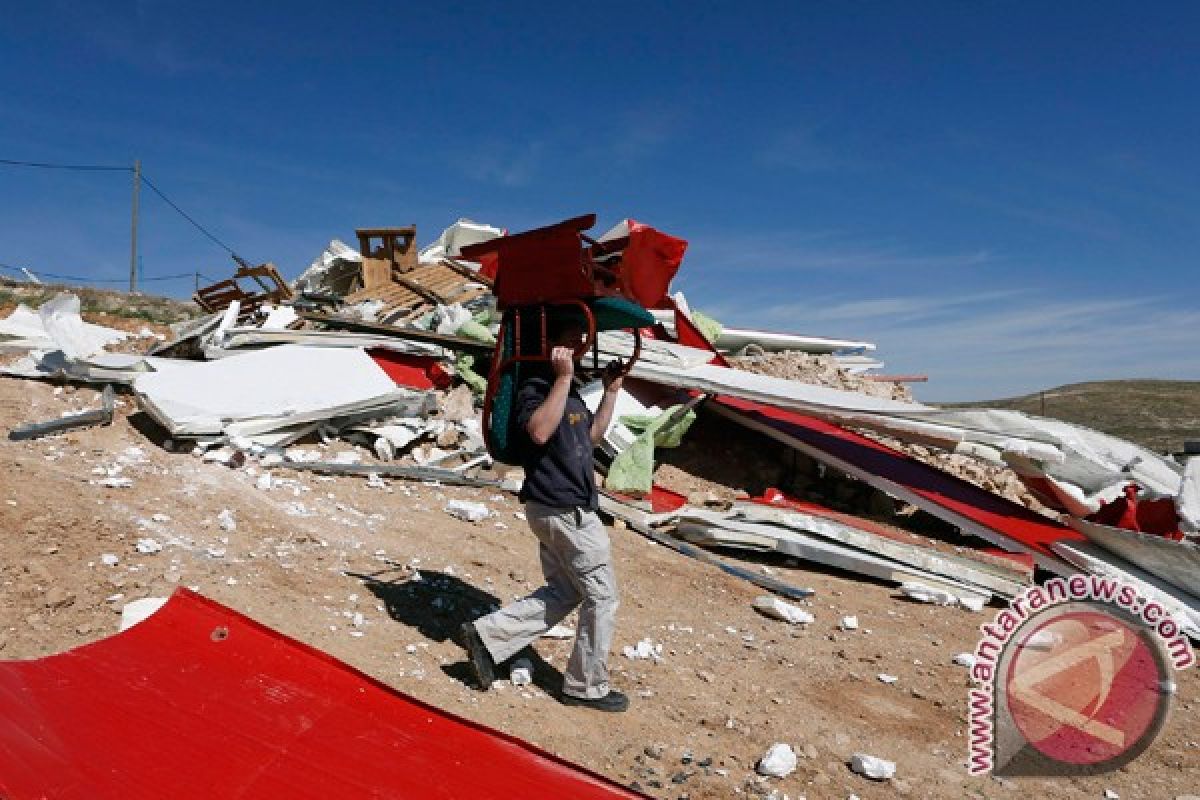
[[130, 159, 140, 293]]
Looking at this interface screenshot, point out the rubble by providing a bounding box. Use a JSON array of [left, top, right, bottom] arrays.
[[0, 293, 128, 355], [622, 638, 663, 662], [756, 743, 797, 778], [444, 500, 492, 523], [509, 658, 533, 686], [952, 652, 977, 668], [675, 506, 1002, 603], [730, 350, 910, 402], [751, 596, 814, 625], [849, 753, 896, 781], [132, 345, 419, 442], [135, 538, 163, 554]]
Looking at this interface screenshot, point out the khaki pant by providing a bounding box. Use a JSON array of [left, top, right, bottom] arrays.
[[473, 502, 619, 699]]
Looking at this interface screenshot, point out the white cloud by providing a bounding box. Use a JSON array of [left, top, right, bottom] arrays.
[[702, 288, 1200, 401], [684, 229, 995, 279]]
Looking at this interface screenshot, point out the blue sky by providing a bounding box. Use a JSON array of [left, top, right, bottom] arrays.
[[1, 1, 1197, 400]]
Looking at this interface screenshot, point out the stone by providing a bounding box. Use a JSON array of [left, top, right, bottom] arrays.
[[756, 743, 797, 778], [753, 595, 815, 625], [849, 753, 896, 781], [45, 587, 75, 609], [444, 500, 491, 523], [135, 537, 163, 554]]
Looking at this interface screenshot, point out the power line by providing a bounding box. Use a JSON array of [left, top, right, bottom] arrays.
[[138, 172, 246, 263], [0, 158, 132, 172], [0, 262, 193, 284], [2, 156, 249, 265]]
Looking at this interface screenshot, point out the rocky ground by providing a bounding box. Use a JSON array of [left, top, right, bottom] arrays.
[[1, 350, 1198, 798]]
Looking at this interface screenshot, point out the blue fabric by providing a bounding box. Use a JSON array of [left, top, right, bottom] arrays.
[[515, 376, 598, 510]]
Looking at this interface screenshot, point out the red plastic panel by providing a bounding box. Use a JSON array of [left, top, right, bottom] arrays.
[[0, 589, 646, 800], [367, 348, 446, 390], [650, 484, 688, 513], [715, 396, 1081, 558], [616, 222, 687, 309], [1086, 484, 1184, 540]]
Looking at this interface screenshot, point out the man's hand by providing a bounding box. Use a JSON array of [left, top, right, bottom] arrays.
[[602, 359, 626, 392], [591, 359, 625, 443], [550, 346, 575, 380]]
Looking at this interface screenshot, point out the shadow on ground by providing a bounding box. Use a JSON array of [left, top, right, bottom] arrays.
[[350, 568, 566, 694]]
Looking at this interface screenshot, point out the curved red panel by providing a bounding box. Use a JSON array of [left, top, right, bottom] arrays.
[[0, 589, 645, 800]]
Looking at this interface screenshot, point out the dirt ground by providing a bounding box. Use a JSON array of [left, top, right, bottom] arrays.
[[1, 375, 1197, 799]]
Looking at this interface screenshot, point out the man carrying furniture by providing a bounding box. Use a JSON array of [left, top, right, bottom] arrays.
[[461, 317, 629, 712]]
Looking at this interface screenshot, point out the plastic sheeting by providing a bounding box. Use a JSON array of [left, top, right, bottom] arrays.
[[594, 219, 687, 309], [292, 239, 362, 295], [419, 218, 505, 264], [605, 405, 697, 497], [0, 588, 646, 799], [0, 295, 127, 356]]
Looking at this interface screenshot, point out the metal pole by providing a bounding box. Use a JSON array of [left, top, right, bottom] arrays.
[[130, 159, 140, 293]]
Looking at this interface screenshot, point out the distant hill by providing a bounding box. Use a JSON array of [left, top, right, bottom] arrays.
[[943, 380, 1200, 454]]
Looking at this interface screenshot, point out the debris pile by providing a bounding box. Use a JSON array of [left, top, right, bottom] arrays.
[[1, 211, 1197, 795], [729, 350, 911, 401], [3, 217, 1195, 598]]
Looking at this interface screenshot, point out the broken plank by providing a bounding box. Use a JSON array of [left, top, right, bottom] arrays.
[[273, 460, 508, 489], [599, 494, 815, 601], [299, 313, 492, 354], [9, 385, 116, 441]]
